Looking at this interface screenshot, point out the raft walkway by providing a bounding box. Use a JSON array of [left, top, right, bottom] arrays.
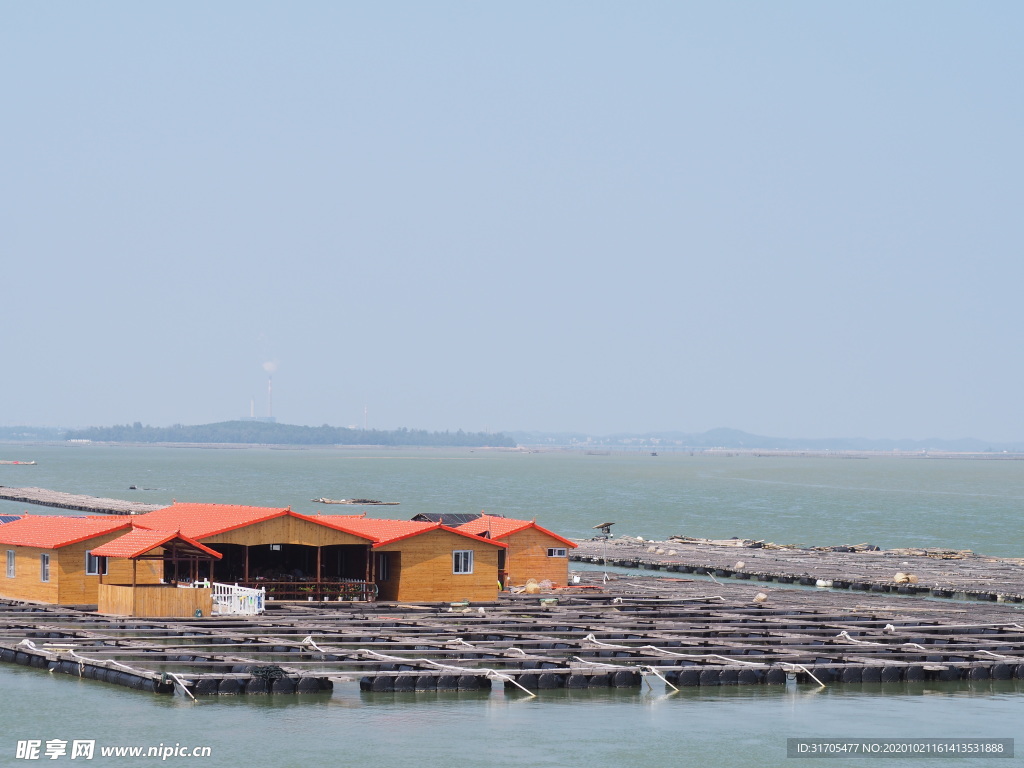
[[0, 486, 164, 515], [2, 575, 1024, 698], [572, 537, 1024, 604]]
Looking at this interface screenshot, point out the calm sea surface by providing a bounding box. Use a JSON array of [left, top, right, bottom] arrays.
[[1, 445, 1022, 767]]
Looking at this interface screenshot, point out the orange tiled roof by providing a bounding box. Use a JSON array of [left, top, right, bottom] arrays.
[[89, 528, 222, 559], [0, 516, 132, 549], [305, 514, 506, 548], [132, 502, 295, 539], [457, 514, 577, 548]]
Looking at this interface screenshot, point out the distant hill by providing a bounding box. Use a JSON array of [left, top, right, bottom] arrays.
[[60, 421, 516, 448], [508, 428, 1024, 453]]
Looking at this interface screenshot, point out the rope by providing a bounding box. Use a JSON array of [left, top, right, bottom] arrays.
[[581, 635, 767, 667], [582, 633, 688, 656], [570, 656, 631, 670], [640, 665, 679, 692], [166, 672, 197, 701], [301, 635, 326, 653], [836, 630, 886, 646], [977, 649, 1019, 661], [781, 663, 826, 688], [355, 649, 536, 696], [485, 670, 536, 697], [621, 582, 724, 600]]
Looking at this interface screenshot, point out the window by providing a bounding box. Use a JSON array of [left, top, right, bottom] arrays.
[[5, 550, 14, 578], [547, 548, 568, 558], [375, 553, 390, 582], [85, 550, 107, 576], [40, 553, 50, 583], [452, 550, 474, 574]]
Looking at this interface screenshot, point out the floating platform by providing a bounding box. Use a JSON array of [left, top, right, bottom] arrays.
[[0, 486, 165, 515], [572, 537, 1024, 604], [2, 574, 1024, 698], [311, 498, 400, 505]]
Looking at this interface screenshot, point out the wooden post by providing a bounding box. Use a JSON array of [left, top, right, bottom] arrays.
[[131, 559, 138, 615], [244, 546, 250, 583]]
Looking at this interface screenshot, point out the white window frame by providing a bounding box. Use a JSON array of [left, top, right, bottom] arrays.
[[547, 547, 568, 558], [85, 550, 108, 576], [452, 550, 474, 575], [40, 553, 50, 583], [5, 550, 14, 578]]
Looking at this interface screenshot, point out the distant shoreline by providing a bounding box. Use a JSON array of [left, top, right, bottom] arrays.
[[4, 440, 1024, 460]]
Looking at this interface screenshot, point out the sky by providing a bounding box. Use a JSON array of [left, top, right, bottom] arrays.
[[2, 2, 1023, 441]]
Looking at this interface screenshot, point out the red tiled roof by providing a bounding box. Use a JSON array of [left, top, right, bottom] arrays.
[[131, 503, 295, 539], [0, 516, 132, 549], [304, 514, 506, 548], [89, 528, 222, 560], [457, 514, 577, 548]]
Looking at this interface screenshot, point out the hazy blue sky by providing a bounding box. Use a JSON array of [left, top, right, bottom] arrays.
[[3, 2, 1022, 440]]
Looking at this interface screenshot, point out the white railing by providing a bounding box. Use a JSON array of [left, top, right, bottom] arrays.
[[211, 582, 266, 616]]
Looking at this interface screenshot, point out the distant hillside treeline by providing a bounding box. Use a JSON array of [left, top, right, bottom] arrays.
[[63, 421, 517, 447], [0, 426, 64, 442]]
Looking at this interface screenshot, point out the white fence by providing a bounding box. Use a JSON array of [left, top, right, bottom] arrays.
[[211, 582, 266, 616]]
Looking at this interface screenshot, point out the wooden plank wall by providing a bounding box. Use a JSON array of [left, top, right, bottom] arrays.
[[57, 541, 163, 604], [98, 584, 213, 618], [504, 527, 570, 587], [0, 545, 58, 603], [2, 537, 165, 605], [377, 530, 500, 602], [202, 516, 369, 547]]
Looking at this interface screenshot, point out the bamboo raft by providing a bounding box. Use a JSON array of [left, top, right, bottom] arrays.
[[2, 574, 1024, 698], [572, 537, 1024, 604], [0, 486, 164, 515]]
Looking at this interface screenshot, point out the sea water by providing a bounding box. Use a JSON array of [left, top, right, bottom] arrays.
[[1, 445, 1022, 767]]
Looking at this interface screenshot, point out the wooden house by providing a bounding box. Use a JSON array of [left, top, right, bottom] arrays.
[[0, 503, 580, 615], [0, 516, 160, 605], [456, 514, 577, 588], [130, 503, 507, 603], [314, 515, 506, 602]]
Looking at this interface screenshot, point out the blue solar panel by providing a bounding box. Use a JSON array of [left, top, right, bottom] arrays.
[[0, 515, 22, 525]]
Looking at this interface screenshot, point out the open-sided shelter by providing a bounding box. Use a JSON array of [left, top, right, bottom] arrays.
[[89, 529, 223, 617]]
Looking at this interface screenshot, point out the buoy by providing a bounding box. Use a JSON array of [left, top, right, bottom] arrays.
[[753, 592, 768, 603]]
